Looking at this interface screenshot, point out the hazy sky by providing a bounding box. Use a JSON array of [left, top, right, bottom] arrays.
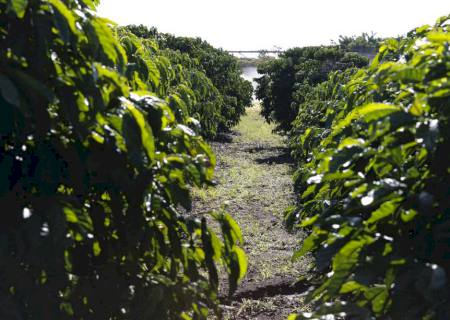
[[98, 0, 449, 51]]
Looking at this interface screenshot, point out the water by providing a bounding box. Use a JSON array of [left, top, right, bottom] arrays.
[[241, 65, 260, 99]]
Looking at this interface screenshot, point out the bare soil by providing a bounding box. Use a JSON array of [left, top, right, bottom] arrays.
[[191, 106, 311, 319]]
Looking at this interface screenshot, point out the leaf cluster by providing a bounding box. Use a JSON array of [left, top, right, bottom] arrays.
[[288, 15, 450, 319], [337, 32, 383, 56], [0, 1, 246, 319], [126, 25, 254, 133], [255, 46, 368, 133]]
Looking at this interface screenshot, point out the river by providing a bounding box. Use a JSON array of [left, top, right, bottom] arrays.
[[241, 65, 260, 100]]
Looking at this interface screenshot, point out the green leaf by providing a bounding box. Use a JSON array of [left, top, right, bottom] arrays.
[[293, 232, 321, 261], [233, 247, 247, 281], [0, 74, 20, 106], [224, 213, 243, 244], [124, 101, 155, 162], [7, 68, 54, 102], [300, 214, 319, 227], [64, 207, 78, 223], [8, 0, 28, 18], [209, 231, 223, 261], [427, 32, 450, 43], [90, 17, 126, 66], [409, 97, 424, 116], [93, 241, 101, 256], [364, 286, 389, 314], [366, 200, 400, 225], [48, 0, 77, 34], [401, 209, 418, 222], [340, 281, 365, 293], [392, 67, 425, 83], [338, 137, 365, 150], [333, 103, 401, 134]]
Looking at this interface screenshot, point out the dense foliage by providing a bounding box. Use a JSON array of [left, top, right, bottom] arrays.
[[288, 69, 357, 163], [0, 0, 246, 319], [126, 24, 253, 133], [337, 32, 382, 56], [255, 46, 368, 132], [287, 16, 450, 319], [118, 29, 225, 138]]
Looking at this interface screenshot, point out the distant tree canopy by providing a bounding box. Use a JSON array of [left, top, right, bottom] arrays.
[[338, 32, 383, 54], [238, 55, 276, 68], [255, 46, 368, 132], [126, 25, 253, 131]]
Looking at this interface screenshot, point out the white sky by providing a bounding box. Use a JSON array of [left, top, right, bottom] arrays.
[[98, 1, 450, 51]]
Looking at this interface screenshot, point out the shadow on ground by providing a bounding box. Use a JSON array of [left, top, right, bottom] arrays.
[[191, 106, 311, 320]]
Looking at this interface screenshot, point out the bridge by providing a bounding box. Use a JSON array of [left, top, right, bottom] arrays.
[[226, 50, 284, 54]]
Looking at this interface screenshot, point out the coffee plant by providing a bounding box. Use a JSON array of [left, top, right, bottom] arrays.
[[0, 0, 246, 319], [126, 24, 254, 133], [118, 29, 225, 138], [287, 15, 450, 319], [255, 46, 368, 133], [288, 69, 357, 164]]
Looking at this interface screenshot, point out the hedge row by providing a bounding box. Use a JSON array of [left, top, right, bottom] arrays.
[[0, 1, 246, 319], [126, 24, 254, 135], [254, 15, 449, 320], [284, 17, 449, 319]]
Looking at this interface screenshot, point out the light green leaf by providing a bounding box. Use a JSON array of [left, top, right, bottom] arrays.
[[233, 247, 247, 281], [338, 137, 365, 150], [225, 213, 243, 244], [300, 214, 319, 227], [124, 101, 155, 162], [93, 241, 101, 256], [340, 280, 365, 293], [90, 17, 126, 66], [401, 209, 418, 222], [48, 0, 77, 34], [367, 200, 400, 224], [8, 0, 28, 18], [209, 232, 223, 261], [427, 32, 450, 43], [63, 207, 78, 223], [409, 97, 424, 116], [333, 103, 401, 134]]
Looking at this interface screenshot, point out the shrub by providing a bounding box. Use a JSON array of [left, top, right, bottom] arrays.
[[119, 29, 225, 138], [288, 15, 450, 319], [255, 46, 368, 133], [126, 25, 254, 133], [0, 1, 246, 318]]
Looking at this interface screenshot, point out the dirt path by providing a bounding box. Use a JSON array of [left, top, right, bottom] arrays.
[[192, 105, 311, 319]]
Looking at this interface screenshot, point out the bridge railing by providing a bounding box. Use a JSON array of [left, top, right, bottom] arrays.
[[226, 50, 284, 54]]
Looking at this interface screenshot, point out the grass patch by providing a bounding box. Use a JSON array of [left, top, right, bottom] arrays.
[[235, 104, 284, 146], [191, 104, 310, 319]]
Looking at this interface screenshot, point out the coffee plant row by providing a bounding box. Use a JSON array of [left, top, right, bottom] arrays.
[[257, 15, 450, 319], [256, 46, 369, 133], [126, 24, 254, 135], [0, 0, 249, 319]]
